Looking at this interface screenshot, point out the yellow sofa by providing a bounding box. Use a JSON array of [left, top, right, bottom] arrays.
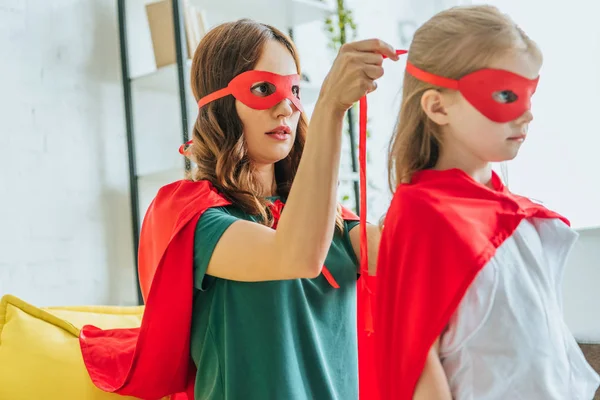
[[0, 294, 151, 400]]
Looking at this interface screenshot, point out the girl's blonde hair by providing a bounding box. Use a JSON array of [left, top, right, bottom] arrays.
[[388, 5, 542, 191]]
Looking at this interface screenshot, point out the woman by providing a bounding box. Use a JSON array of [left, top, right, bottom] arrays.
[[80, 19, 394, 400]]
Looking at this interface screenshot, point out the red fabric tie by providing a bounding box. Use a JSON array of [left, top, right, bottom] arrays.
[[267, 199, 285, 229], [358, 49, 408, 335]]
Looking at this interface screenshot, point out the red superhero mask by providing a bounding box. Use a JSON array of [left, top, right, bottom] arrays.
[[406, 62, 539, 123], [179, 70, 303, 155], [197, 70, 303, 112]]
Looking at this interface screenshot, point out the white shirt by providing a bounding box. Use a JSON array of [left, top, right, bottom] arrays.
[[440, 218, 600, 399]]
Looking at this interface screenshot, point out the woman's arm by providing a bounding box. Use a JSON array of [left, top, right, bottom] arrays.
[[413, 337, 452, 400], [349, 223, 381, 276], [206, 39, 399, 282]]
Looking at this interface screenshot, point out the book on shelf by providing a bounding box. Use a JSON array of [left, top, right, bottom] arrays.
[[146, 0, 208, 69]]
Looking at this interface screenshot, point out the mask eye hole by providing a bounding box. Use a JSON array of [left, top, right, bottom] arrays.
[[492, 90, 518, 104], [251, 82, 276, 97], [292, 85, 300, 99]]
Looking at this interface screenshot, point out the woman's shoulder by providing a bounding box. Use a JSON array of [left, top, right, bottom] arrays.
[[200, 201, 257, 223]]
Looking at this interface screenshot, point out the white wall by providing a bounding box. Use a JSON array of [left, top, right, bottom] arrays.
[[477, 0, 600, 231], [477, 0, 600, 341], [0, 0, 140, 306]]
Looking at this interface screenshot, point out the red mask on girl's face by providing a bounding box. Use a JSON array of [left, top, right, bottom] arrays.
[[406, 62, 539, 123], [198, 70, 303, 113]]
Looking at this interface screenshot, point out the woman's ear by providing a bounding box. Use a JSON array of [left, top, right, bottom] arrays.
[[420, 89, 451, 126]]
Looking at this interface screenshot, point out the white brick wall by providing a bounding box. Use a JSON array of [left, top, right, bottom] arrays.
[[0, 0, 138, 306]]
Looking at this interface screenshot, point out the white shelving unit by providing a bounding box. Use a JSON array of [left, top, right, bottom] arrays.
[[575, 226, 600, 234], [137, 167, 188, 220]]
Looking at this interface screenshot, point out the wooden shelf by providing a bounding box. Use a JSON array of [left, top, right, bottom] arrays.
[[574, 225, 600, 234], [569, 213, 600, 232], [340, 172, 359, 182], [137, 167, 186, 184], [130, 61, 191, 91], [137, 167, 187, 218]]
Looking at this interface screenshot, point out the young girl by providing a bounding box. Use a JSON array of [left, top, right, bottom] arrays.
[[79, 20, 390, 399], [374, 5, 600, 400]]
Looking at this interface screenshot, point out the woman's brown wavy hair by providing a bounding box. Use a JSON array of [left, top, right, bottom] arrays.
[[188, 19, 344, 230]]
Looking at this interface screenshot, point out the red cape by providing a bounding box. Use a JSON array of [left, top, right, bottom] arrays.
[[371, 168, 567, 399], [79, 179, 369, 400]]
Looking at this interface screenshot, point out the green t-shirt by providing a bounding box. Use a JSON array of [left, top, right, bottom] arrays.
[[191, 199, 360, 400]]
